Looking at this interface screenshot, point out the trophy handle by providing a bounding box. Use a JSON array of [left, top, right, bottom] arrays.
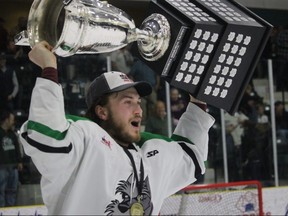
[[14, 30, 29, 46], [137, 14, 171, 61]]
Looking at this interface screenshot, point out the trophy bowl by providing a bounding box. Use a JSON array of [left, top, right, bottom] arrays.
[[15, 0, 170, 61]]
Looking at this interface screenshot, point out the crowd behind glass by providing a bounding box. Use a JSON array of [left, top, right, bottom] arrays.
[[1, 15, 288, 207]]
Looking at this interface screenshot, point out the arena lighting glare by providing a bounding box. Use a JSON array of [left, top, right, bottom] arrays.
[[132, 0, 273, 114]]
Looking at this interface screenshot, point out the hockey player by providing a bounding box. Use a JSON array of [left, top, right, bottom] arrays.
[[19, 41, 215, 215]]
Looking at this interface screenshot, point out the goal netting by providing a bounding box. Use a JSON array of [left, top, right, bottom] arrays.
[[160, 180, 263, 215]]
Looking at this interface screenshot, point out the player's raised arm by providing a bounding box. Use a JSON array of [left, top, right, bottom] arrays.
[[20, 41, 70, 148]]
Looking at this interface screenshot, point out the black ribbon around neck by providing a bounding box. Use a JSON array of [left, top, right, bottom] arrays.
[[123, 147, 144, 198]]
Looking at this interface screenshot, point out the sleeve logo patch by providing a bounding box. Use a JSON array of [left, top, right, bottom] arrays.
[[146, 150, 159, 158]]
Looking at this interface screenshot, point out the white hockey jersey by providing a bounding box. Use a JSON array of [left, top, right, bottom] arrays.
[[20, 78, 215, 215]]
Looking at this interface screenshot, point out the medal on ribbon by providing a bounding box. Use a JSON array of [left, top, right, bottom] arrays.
[[123, 148, 145, 216], [130, 196, 144, 216]]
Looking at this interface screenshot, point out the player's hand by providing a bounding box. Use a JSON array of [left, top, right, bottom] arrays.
[[189, 94, 206, 104], [28, 41, 57, 69]]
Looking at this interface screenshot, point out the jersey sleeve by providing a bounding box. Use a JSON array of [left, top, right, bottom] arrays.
[[169, 103, 215, 184], [19, 78, 84, 182], [172, 103, 215, 161], [140, 103, 215, 198]]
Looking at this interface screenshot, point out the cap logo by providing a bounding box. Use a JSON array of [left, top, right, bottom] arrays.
[[119, 74, 132, 83]]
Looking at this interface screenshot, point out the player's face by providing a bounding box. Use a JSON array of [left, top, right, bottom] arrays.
[[103, 87, 143, 146]]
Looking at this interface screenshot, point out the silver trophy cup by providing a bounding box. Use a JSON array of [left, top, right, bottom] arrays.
[[15, 0, 170, 61]]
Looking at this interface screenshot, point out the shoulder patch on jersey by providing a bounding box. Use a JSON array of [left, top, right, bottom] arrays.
[[171, 134, 194, 145], [136, 132, 173, 147], [65, 114, 90, 122]]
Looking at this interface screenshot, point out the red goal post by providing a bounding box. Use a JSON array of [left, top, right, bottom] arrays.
[[160, 180, 263, 215]]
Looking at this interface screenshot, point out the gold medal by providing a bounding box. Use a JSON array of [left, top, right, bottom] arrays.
[[130, 201, 144, 216]]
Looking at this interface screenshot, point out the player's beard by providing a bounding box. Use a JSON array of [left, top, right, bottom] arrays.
[[102, 110, 141, 146]]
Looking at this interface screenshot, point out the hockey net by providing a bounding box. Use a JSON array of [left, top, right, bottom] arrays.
[[160, 180, 263, 215]]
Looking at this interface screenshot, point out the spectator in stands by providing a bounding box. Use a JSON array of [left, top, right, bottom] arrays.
[[224, 111, 249, 181], [274, 101, 288, 130], [145, 100, 169, 136], [254, 103, 271, 181], [0, 52, 19, 111], [255, 103, 270, 151], [240, 99, 271, 181], [238, 84, 263, 180], [0, 110, 23, 207], [256, 103, 269, 124], [6, 39, 24, 64], [239, 83, 262, 123]]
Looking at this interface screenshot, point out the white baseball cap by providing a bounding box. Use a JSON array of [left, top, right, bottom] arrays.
[[86, 71, 152, 108]]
